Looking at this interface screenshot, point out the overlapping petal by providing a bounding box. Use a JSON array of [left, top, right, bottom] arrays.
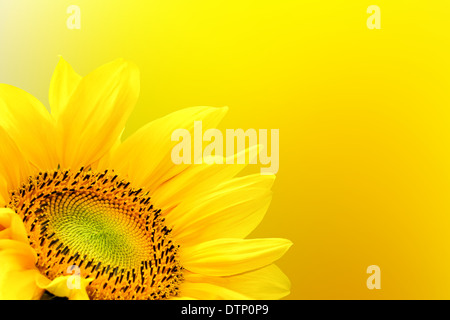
[[0, 58, 292, 300], [181, 238, 292, 276], [152, 146, 259, 211], [169, 174, 275, 246], [56, 58, 139, 169], [37, 275, 92, 300], [178, 282, 249, 300], [0, 208, 29, 243], [0, 127, 36, 193], [0, 84, 58, 171], [184, 264, 291, 300], [0, 209, 45, 300], [49, 56, 82, 121], [102, 106, 228, 193]]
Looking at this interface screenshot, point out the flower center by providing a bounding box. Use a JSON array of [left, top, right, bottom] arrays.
[[7, 167, 183, 300]]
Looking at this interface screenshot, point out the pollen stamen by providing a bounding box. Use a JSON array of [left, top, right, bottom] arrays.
[[8, 167, 183, 300]]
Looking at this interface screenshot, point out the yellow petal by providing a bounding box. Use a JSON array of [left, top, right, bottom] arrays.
[[37, 275, 92, 300], [0, 268, 44, 300], [0, 176, 7, 206], [152, 145, 258, 211], [170, 296, 198, 300], [103, 106, 228, 192], [57, 59, 139, 169], [182, 238, 292, 276], [0, 240, 37, 268], [169, 174, 275, 246], [178, 282, 250, 300], [0, 208, 29, 243], [0, 127, 35, 192], [0, 84, 58, 171], [49, 56, 82, 121], [0, 238, 43, 300], [184, 264, 291, 300]]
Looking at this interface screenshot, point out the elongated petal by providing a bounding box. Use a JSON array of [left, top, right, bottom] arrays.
[[57, 59, 139, 168], [184, 264, 291, 300], [182, 238, 292, 276], [152, 145, 258, 211], [103, 106, 227, 192], [0, 84, 58, 171], [0, 127, 35, 192], [170, 174, 275, 246], [49, 56, 82, 120], [178, 282, 250, 300]]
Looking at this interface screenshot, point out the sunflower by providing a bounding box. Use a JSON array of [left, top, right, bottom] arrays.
[[0, 57, 292, 300]]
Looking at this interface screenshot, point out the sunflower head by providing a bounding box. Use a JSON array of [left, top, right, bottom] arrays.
[[8, 168, 183, 300], [0, 57, 292, 300]]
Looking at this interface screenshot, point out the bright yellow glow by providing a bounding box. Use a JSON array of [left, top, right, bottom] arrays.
[[1, 0, 450, 299]]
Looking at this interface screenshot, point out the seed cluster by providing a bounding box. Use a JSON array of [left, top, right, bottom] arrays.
[[8, 167, 183, 300]]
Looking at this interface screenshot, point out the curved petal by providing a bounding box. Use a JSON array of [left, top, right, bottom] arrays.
[[184, 264, 291, 300], [36, 275, 92, 300], [57, 59, 139, 169], [178, 282, 250, 300], [169, 174, 275, 246], [152, 145, 258, 211], [49, 56, 82, 121], [0, 209, 46, 300], [0, 240, 36, 267], [101, 106, 228, 193], [181, 238, 292, 277], [0, 239, 44, 300], [0, 84, 58, 171], [0, 266, 44, 300], [0, 127, 36, 192], [0, 208, 29, 243]]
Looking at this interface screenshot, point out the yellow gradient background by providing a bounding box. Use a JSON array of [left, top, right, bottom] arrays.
[[1, 1, 450, 299]]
